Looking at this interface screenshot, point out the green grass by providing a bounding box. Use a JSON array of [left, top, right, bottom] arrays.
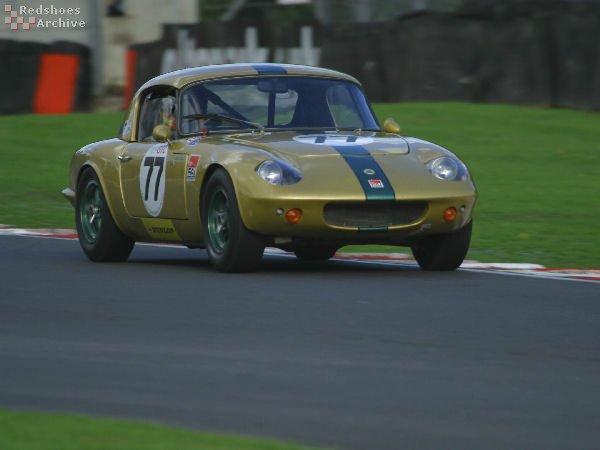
[[0, 112, 123, 228], [0, 409, 322, 450], [0, 103, 598, 267], [366, 103, 600, 268]]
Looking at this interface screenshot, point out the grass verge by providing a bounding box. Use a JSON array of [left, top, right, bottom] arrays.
[[0, 409, 322, 450], [0, 103, 598, 267]]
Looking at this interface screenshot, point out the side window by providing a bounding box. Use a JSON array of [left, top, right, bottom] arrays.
[[137, 87, 177, 142], [181, 83, 270, 133], [118, 98, 135, 141], [326, 85, 362, 128]]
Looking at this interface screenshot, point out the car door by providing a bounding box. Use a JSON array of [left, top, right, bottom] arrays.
[[119, 86, 188, 219]]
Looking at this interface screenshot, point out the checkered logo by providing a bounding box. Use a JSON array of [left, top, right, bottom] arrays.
[[5, 5, 36, 30]]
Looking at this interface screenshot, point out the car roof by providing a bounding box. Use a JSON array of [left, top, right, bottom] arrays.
[[138, 63, 361, 91]]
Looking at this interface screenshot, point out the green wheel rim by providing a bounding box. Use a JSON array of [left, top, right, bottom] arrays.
[[207, 186, 230, 255], [79, 179, 103, 244]]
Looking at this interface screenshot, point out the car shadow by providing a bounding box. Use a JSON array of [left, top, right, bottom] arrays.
[[127, 248, 425, 274]]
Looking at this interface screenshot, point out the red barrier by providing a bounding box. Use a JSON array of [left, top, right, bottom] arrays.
[[124, 49, 137, 109], [33, 53, 80, 114]]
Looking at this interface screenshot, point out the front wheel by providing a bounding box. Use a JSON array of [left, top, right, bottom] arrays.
[[76, 168, 134, 262], [411, 221, 472, 271], [201, 169, 264, 272]]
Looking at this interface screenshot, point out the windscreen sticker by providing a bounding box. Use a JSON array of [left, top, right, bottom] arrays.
[[187, 155, 201, 182], [140, 143, 168, 217]]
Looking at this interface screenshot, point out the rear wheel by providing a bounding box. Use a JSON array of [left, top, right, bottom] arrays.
[[294, 246, 338, 261], [201, 169, 264, 272], [76, 168, 134, 262], [411, 221, 472, 271]]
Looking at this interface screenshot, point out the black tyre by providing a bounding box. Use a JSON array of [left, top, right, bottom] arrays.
[[201, 169, 264, 272], [294, 246, 338, 261], [76, 168, 134, 262], [411, 221, 472, 271]]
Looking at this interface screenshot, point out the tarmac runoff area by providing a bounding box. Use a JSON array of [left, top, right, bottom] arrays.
[[0, 226, 598, 283]]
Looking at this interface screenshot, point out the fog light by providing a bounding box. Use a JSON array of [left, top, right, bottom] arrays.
[[285, 208, 302, 223], [443, 207, 457, 222]]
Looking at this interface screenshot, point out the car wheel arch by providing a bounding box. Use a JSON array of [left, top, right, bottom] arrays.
[[199, 163, 227, 211], [199, 163, 271, 246], [199, 164, 250, 218], [77, 163, 128, 236], [201, 167, 265, 271]]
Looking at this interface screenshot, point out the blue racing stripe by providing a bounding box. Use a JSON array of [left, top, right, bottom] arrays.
[[252, 64, 287, 75], [332, 145, 395, 201]]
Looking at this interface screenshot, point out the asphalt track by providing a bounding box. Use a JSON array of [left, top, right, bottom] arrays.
[[1, 235, 599, 449]]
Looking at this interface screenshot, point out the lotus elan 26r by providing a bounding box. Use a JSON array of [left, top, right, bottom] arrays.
[[62, 63, 477, 272]]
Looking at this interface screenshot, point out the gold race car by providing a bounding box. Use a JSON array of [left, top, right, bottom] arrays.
[[63, 63, 477, 272]]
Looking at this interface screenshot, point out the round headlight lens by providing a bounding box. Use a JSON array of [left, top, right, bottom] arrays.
[[257, 160, 283, 185], [426, 156, 468, 181], [430, 157, 458, 180], [256, 160, 302, 186]]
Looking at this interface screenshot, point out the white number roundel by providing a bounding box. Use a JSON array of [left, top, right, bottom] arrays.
[[140, 144, 168, 217]]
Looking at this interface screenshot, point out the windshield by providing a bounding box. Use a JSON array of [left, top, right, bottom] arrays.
[[179, 77, 379, 134]]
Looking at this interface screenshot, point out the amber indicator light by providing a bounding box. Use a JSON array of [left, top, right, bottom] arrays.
[[443, 207, 457, 222], [285, 208, 303, 223]]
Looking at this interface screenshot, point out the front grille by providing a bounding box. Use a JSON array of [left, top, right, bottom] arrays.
[[323, 202, 426, 228]]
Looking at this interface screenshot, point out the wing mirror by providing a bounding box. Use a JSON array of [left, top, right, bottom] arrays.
[[152, 124, 172, 143], [383, 118, 401, 134]]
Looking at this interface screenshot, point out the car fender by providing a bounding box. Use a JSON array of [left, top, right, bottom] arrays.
[[189, 141, 273, 226], [72, 140, 134, 237]]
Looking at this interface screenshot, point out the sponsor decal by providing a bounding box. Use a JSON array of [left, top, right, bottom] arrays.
[[149, 226, 174, 234], [368, 179, 384, 189], [363, 168, 375, 175], [186, 136, 203, 146], [141, 218, 182, 240], [187, 155, 200, 181], [139, 144, 168, 217]]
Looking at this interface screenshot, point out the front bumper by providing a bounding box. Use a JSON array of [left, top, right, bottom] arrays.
[[240, 193, 477, 243], [62, 187, 76, 207]]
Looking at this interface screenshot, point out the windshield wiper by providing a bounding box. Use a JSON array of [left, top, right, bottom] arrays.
[[183, 114, 265, 134]]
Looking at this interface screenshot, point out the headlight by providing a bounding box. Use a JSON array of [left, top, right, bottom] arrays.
[[256, 160, 302, 186], [426, 156, 468, 181]]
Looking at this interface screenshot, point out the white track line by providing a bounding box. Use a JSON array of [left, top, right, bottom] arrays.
[[1, 228, 598, 283]]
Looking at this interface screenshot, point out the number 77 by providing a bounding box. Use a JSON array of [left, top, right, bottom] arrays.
[[143, 156, 165, 201]]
